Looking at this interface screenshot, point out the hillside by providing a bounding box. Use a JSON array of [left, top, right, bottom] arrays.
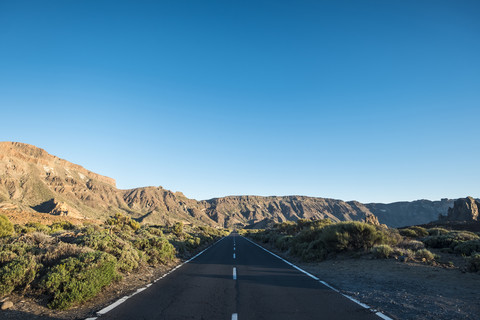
[[0, 141, 461, 228]]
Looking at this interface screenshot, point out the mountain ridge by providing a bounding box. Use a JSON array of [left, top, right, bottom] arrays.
[[0, 141, 464, 227]]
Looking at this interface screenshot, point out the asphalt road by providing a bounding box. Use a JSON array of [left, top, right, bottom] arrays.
[[96, 234, 383, 320]]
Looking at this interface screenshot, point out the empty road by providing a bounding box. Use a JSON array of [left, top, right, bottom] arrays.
[[94, 234, 387, 320]]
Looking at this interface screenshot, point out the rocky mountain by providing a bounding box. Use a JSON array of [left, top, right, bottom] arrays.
[[0, 142, 470, 228], [440, 197, 479, 222]]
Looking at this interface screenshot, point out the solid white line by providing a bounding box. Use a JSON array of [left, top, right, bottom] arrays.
[[89, 236, 227, 319], [232, 313, 238, 320], [233, 267, 237, 280], [241, 236, 393, 320]]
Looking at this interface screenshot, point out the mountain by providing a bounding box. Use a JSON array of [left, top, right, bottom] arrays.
[[0, 142, 213, 226], [0, 141, 463, 228]]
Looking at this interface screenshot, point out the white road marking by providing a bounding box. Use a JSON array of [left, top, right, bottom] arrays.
[[232, 313, 238, 320], [233, 253, 236, 259], [233, 267, 237, 280], [87, 236, 227, 319], [241, 236, 393, 320], [234, 246, 236, 251]]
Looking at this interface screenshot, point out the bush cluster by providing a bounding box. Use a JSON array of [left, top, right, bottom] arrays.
[[248, 220, 400, 262], [0, 214, 229, 309], [422, 231, 480, 255]]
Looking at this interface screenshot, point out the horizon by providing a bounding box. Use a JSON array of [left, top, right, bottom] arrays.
[[1, 1, 479, 203]]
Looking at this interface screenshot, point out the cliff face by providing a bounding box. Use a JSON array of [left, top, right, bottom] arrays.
[[441, 197, 480, 222], [200, 196, 373, 227], [0, 142, 467, 228]]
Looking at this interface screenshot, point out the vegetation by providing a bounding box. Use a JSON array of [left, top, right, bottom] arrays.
[[243, 220, 480, 270], [0, 214, 14, 238], [245, 220, 402, 262], [0, 214, 229, 309]]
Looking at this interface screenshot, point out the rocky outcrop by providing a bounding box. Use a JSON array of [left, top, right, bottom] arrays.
[[442, 197, 479, 222]]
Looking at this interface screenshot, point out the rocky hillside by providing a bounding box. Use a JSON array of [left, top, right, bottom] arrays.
[[0, 141, 470, 228], [201, 196, 376, 228], [0, 142, 212, 226]]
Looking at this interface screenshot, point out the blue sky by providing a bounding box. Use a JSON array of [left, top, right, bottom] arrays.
[[1, 0, 479, 203]]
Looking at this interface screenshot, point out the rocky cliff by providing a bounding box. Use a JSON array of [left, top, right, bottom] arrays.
[[0, 142, 468, 228], [440, 197, 480, 222]]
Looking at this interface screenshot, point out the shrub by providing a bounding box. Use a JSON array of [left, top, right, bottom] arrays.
[[106, 213, 140, 232], [423, 231, 479, 249], [320, 222, 395, 252], [399, 240, 425, 251], [41, 251, 118, 309], [415, 249, 435, 262], [134, 236, 175, 265], [0, 215, 14, 238], [371, 245, 394, 258], [24, 222, 50, 234], [75, 229, 141, 272], [0, 255, 39, 296], [427, 227, 449, 236], [49, 221, 75, 234], [173, 222, 184, 237], [399, 227, 428, 238], [467, 253, 480, 273], [454, 240, 480, 256]]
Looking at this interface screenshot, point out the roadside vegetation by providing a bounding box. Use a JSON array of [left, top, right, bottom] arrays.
[[0, 214, 228, 310], [241, 220, 480, 272]]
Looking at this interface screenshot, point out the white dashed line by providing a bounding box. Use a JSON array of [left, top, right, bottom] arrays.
[[232, 313, 238, 320], [233, 267, 237, 280], [242, 236, 393, 320], [233, 253, 236, 259]]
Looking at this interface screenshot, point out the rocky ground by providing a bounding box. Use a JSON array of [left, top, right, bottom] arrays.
[[273, 247, 480, 320]]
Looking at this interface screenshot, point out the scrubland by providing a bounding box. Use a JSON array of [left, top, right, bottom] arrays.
[[0, 214, 228, 311]]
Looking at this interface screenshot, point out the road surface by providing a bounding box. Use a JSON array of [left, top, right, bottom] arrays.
[[95, 234, 385, 320]]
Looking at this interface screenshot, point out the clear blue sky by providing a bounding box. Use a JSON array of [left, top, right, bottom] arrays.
[[1, 0, 479, 203]]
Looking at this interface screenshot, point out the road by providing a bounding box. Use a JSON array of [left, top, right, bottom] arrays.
[[95, 234, 386, 320]]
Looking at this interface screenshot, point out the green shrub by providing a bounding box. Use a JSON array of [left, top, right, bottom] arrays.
[[173, 222, 184, 237], [423, 231, 479, 249], [0, 255, 39, 296], [0, 215, 14, 238], [75, 229, 141, 272], [49, 221, 75, 234], [454, 240, 480, 256], [400, 240, 425, 251], [320, 222, 395, 252], [41, 251, 118, 309], [415, 249, 435, 262], [399, 227, 428, 238], [371, 245, 394, 258], [467, 253, 480, 273], [106, 213, 140, 232], [24, 222, 50, 234], [134, 236, 175, 265]]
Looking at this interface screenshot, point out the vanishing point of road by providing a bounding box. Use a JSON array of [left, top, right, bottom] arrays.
[[93, 233, 389, 320]]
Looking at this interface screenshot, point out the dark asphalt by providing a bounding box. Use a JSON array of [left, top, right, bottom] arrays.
[[97, 234, 382, 320]]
